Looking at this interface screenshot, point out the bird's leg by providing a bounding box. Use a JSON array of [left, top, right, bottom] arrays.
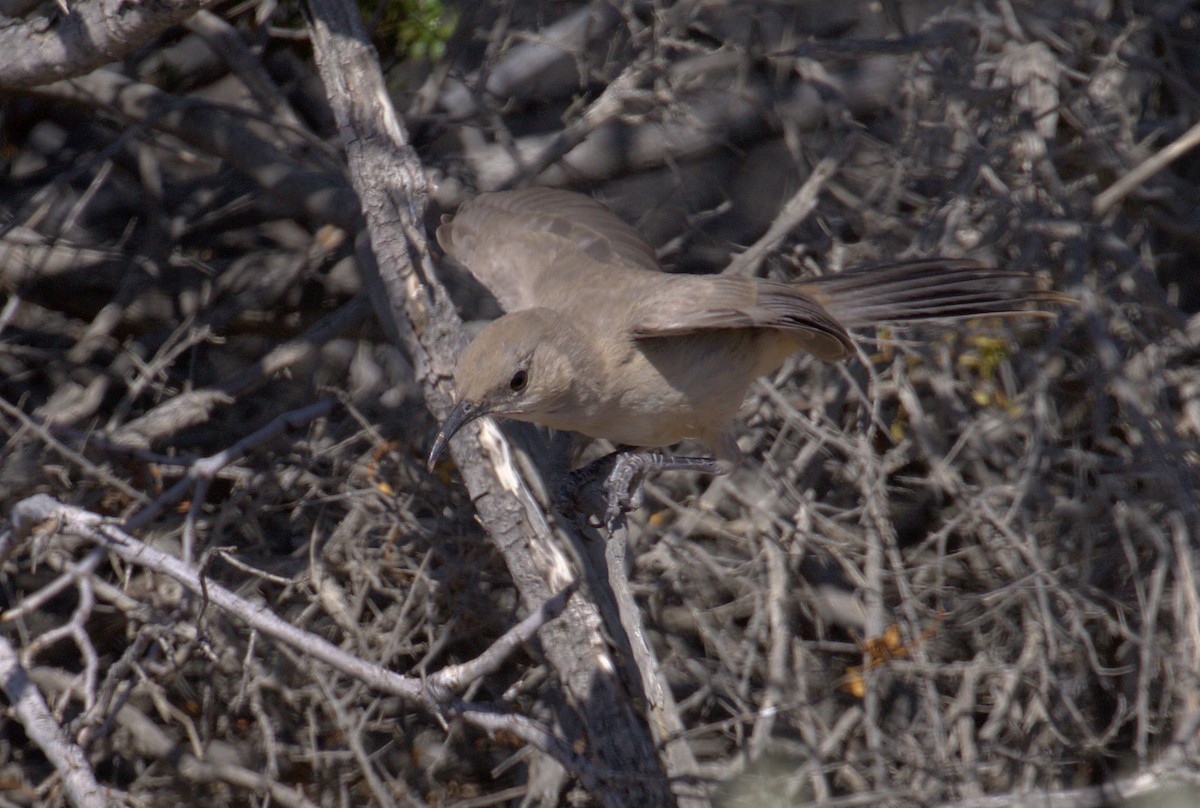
[[601, 452, 725, 532], [556, 446, 724, 528]]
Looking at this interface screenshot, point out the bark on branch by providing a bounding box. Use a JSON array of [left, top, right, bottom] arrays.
[[301, 0, 674, 803], [0, 0, 219, 89]]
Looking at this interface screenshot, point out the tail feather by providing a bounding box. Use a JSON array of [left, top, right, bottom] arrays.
[[796, 259, 1070, 329]]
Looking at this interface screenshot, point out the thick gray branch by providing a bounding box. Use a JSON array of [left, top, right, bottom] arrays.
[[0, 0, 217, 89], [302, 0, 672, 803]]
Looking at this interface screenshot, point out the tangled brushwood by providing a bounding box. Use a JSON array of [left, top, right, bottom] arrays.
[[1, 1, 1198, 806]]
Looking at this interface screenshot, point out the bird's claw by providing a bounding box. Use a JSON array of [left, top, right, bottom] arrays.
[[555, 453, 648, 533], [558, 451, 725, 533], [603, 454, 650, 533]]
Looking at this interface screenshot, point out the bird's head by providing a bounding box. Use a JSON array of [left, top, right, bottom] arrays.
[[427, 309, 596, 469]]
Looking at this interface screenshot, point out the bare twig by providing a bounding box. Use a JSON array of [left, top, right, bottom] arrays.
[[725, 140, 854, 277], [8, 495, 602, 787], [1094, 119, 1200, 216], [0, 636, 106, 808], [604, 516, 708, 806], [125, 398, 336, 534]]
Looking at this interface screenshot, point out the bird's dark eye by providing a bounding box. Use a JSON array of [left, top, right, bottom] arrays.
[[510, 369, 528, 391]]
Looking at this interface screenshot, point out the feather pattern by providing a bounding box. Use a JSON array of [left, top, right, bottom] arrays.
[[437, 188, 660, 312], [438, 190, 1066, 363]]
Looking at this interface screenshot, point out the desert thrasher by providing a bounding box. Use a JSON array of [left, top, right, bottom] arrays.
[[426, 188, 1065, 525]]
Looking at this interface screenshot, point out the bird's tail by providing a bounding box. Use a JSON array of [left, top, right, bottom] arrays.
[[795, 259, 1071, 329]]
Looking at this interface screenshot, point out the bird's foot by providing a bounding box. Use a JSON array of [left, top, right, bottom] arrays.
[[557, 451, 725, 533], [601, 453, 724, 533]]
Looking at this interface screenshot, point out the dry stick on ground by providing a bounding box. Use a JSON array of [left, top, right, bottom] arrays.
[[302, 1, 675, 804], [314, 673, 425, 808], [0, 229, 127, 290], [4, 495, 602, 791]]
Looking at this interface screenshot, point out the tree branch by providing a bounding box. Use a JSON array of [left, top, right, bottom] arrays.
[[0, 0, 219, 89], [301, 0, 673, 802]]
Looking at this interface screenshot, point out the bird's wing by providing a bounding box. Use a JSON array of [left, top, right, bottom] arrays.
[[436, 188, 662, 312], [630, 276, 855, 361]]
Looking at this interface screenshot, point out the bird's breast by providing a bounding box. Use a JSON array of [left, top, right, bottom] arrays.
[[544, 329, 796, 450]]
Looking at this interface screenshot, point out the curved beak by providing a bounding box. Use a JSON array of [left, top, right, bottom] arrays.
[[427, 399, 482, 471]]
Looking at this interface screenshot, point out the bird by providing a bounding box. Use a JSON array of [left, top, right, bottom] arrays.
[[426, 188, 1065, 522]]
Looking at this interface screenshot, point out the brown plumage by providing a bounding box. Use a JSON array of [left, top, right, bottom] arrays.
[[428, 188, 1066, 471]]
